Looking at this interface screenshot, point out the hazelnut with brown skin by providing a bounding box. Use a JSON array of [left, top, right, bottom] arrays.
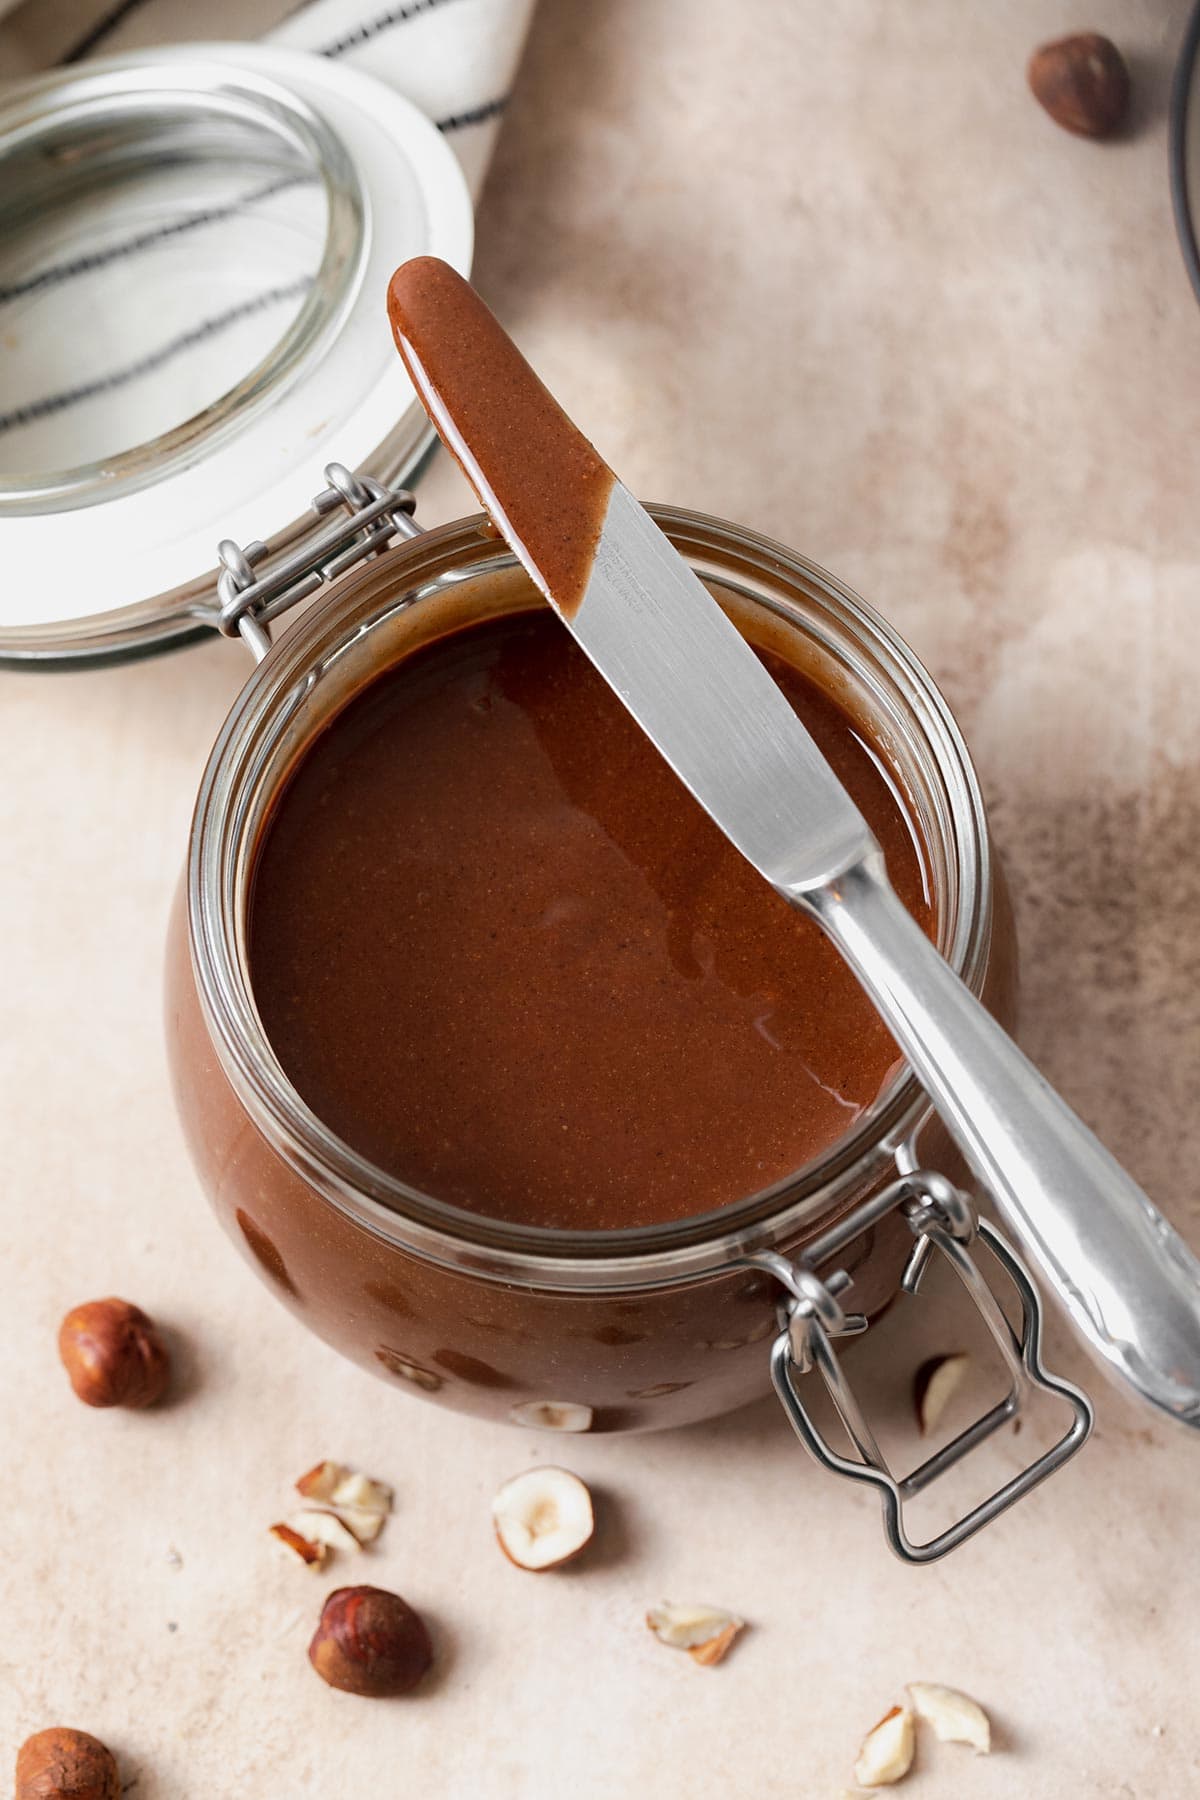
[[15, 1726, 120, 1800], [58, 1298, 170, 1409], [308, 1585, 432, 1696], [1027, 32, 1130, 138]]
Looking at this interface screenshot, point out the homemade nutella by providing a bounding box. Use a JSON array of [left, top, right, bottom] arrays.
[[249, 607, 932, 1231], [388, 256, 613, 617]]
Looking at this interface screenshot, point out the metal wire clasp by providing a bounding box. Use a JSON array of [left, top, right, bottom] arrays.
[[745, 1170, 1093, 1564], [215, 463, 423, 661]]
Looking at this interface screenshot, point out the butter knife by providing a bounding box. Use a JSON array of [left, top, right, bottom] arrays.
[[389, 257, 1200, 1426]]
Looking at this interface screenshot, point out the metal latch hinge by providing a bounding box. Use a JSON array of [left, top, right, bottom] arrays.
[[745, 1170, 1093, 1564], [214, 463, 423, 662]]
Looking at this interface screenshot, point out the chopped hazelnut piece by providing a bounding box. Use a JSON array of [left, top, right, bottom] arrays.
[[853, 1704, 916, 1787], [295, 1460, 346, 1502], [913, 1352, 971, 1436], [646, 1602, 745, 1666], [269, 1522, 327, 1569], [331, 1469, 393, 1514], [907, 1681, 991, 1753], [336, 1506, 387, 1546], [288, 1461, 394, 1549], [289, 1510, 362, 1556]]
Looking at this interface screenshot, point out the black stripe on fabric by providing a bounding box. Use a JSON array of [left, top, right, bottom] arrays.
[[319, 0, 460, 59], [0, 279, 312, 437], [0, 175, 319, 308], [61, 0, 157, 64], [436, 95, 509, 132]]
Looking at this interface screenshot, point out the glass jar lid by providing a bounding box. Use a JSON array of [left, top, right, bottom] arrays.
[[0, 42, 473, 664]]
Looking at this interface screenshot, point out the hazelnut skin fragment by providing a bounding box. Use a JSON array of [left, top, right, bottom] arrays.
[[58, 1298, 170, 1409], [16, 1726, 120, 1800], [1027, 33, 1130, 138], [308, 1586, 432, 1697]]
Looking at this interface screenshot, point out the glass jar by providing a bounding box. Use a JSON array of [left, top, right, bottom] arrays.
[[166, 503, 1019, 1439]]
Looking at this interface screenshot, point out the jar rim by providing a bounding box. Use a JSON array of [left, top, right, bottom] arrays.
[[186, 505, 995, 1291]]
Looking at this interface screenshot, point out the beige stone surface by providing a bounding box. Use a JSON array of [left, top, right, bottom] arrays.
[[3, 1, 1200, 1794]]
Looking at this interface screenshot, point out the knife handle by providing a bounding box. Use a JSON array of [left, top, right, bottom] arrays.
[[798, 852, 1200, 1426]]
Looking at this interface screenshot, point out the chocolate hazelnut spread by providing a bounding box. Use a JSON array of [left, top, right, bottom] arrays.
[[248, 607, 932, 1231], [388, 258, 613, 617], [168, 498, 1011, 1432]]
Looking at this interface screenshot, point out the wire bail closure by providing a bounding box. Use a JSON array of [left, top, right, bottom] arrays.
[[746, 1169, 1093, 1564], [215, 463, 423, 662]]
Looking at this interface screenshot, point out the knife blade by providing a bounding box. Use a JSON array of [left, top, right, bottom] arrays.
[[569, 482, 879, 896], [388, 256, 1200, 1426], [387, 258, 873, 896]]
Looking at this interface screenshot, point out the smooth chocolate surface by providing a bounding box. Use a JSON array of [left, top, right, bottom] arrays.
[[249, 609, 933, 1231], [387, 258, 614, 616]]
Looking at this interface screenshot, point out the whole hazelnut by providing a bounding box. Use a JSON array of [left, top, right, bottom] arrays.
[[16, 1726, 120, 1800], [1027, 32, 1130, 138], [58, 1298, 170, 1409], [308, 1585, 433, 1696]]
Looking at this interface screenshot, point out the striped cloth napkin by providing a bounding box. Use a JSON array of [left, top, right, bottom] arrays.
[[0, 0, 535, 198]]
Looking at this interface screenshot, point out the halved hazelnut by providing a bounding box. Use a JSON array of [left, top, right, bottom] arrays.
[[853, 1704, 916, 1788], [913, 1352, 970, 1436], [289, 1510, 362, 1557], [907, 1681, 991, 1753], [509, 1399, 593, 1432], [491, 1467, 594, 1571], [646, 1602, 745, 1666], [269, 1522, 327, 1569]]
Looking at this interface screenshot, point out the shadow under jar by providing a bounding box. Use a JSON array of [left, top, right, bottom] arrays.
[[166, 506, 1015, 1435]]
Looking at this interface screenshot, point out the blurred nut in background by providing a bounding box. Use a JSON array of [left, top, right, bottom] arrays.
[[57, 1298, 170, 1409], [1027, 32, 1131, 138], [15, 1726, 120, 1800]]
